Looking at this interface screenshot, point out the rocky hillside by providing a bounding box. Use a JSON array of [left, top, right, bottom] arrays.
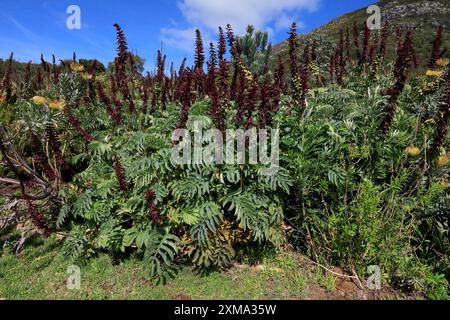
[[272, 0, 450, 66]]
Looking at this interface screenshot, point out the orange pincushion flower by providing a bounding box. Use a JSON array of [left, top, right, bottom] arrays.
[[70, 62, 85, 72], [439, 179, 450, 189], [48, 100, 65, 110], [81, 73, 93, 80], [405, 147, 421, 157], [436, 58, 449, 67], [435, 154, 450, 167]]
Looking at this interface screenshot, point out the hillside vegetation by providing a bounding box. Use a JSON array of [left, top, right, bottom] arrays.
[[0, 5, 449, 300], [272, 0, 450, 69]]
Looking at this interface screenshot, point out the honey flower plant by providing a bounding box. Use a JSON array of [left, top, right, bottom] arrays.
[[1, 21, 449, 296]]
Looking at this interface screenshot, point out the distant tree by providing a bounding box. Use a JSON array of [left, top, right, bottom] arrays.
[[79, 59, 106, 73], [107, 53, 145, 75]]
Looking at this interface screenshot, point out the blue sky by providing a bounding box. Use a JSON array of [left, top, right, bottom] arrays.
[[0, 0, 376, 71]]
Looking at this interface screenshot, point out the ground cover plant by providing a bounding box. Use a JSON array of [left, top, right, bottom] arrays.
[[0, 19, 449, 299]]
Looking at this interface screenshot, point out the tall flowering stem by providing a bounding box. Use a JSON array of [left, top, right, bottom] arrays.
[[431, 90, 450, 154], [110, 74, 118, 97], [395, 27, 403, 55], [170, 62, 175, 82], [24, 61, 31, 85], [335, 31, 346, 85], [228, 37, 256, 127], [359, 24, 371, 66], [1, 53, 13, 102], [429, 26, 444, 70], [113, 155, 128, 195], [113, 23, 135, 113], [97, 81, 122, 124], [25, 197, 51, 236], [288, 23, 299, 80], [145, 191, 162, 225], [226, 24, 235, 49], [345, 27, 351, 61], [36, 69, 43, 90], [156, 50, 165, 83], [378, 23, 389, 62], [45, 122, 65, 167], [66, 110, 94, 143], [299, 44, 310, 111], [174, 58, 187, 102], [52, 54, 60, 84], [381, 31, 416, 133], [40, 54, 50, 76], [226, 24, 239, 101], [329, 53, 336, 82], [141, 84, 149, 114], [206, 42, 217, 96], [177, 68, 193, 129], [310, 40, 317, 62], [235, 76, 247, 126], [274, 55, 285, 93], [113, 23, 128, 84], [352, 21, 361, 61], [161, 76, 169, 110], [207, 42, 224, 131], [368, 34, 378, 65], [218, 55, 229, 99], [218, 27, 227, 63], [229, 66, 239, 102], [258, 77, 271, 129], [87, 60, 97, 101], [194, 29, 205, 72], [31, 134, 55, 179], [194, 29, 205, 95], [178, 57, 187, 76], [244, 82, 258, 130]]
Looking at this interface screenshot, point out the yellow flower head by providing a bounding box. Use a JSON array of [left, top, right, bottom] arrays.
[[439, 180, 450, 189], [81, 72, 93, 80], [32, 96, 47, 105], [436, 58, 449, 67], [70, 62, 85, 72], [405, 147, 421, 157], [426, 70, 444, 77], [435, 154, 450, 167], [48, 100, 65, 110]]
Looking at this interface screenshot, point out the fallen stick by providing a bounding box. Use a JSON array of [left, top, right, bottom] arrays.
[[0, 177, 21, 185]]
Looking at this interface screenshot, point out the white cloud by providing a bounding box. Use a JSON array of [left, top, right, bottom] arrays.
[[177, 0, 319, 34], [274, 13, 305, 32], [160, 27, 197, 52], [160, 27, 213, 52], [161, 0, 319, 52]]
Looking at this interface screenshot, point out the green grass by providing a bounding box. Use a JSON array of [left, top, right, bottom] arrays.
[[0, 235, 336, 300]]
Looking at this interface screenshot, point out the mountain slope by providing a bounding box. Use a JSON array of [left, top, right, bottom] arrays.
[[272, 0, 450, 66]]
